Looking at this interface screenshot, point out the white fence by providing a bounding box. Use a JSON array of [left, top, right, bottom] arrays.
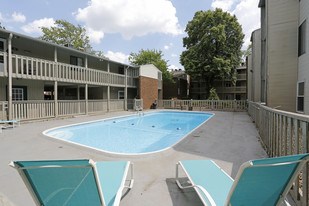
[[248, 101, 309, 205], [156, 99, 247, 111], [0, 102, 8, 121], [0, 99, 133, 121]]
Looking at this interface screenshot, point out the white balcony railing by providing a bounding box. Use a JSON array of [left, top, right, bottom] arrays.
[[0, 52, 138, 87]]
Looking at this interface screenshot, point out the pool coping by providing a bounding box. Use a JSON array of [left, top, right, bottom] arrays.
[[42, 110, 215, 156]]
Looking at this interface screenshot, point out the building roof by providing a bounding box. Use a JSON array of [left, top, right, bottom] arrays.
[[0, 28, 138, 68], [258, 0, 265, 7]]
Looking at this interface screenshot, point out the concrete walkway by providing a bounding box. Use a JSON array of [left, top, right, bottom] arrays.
[[0, 111, 267, 206]]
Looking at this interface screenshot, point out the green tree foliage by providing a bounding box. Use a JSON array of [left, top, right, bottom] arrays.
[[180, 8, 244, 95], [40, 20, 92, 50], [241, 43, 252, 60], [129, 49, 173, 82], [40, 20, 107, 58], [207, 88, 220, 100], [0, 22, 5, 29]]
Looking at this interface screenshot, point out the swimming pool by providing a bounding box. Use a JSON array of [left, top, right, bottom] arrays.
[[44, 111, 213, 154]]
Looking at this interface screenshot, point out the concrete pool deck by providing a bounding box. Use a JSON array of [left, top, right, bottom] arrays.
[[0, 110, 267, 206]]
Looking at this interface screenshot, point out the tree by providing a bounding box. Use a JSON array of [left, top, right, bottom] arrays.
[[207, 88, 220, 100], [180, 8, 244, 96], [129, 49, 173, 82], [40, 20, 92, 50], [0, 22, 5, 29], [241, 43, 252, 60]]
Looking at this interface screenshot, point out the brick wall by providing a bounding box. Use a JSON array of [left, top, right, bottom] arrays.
[[139, 76, 158, 109]]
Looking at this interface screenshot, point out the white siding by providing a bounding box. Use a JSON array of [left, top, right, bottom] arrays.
[[139, 64, 161, 80], [251, 29, 261, 102], [0, 78, 44, 100], [265, 0, 299, 112], [298, 0, 309, 114]]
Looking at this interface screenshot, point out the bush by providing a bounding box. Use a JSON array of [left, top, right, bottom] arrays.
[[207, 88, 220, 100]]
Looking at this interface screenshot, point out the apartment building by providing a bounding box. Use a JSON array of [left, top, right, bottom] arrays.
[[249, 0, 309, 114], [0, 29, 162, 120], [190, 64, 247, 100], [248, 29, 261, 102], [163, 70, 190, 99], [298, 0, 309, 114], [254, 0, 299, 112]]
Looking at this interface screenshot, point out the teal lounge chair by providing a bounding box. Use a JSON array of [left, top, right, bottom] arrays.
[[176, 154, 309, 206], [9, 159, 134, 206]]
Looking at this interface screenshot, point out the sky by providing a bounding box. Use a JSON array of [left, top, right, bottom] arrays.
[[0, 0, 260, 70]]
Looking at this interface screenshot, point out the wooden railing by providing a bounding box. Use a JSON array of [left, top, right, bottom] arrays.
[[88, 100, 108, 113], [8, 99, 133, 121], [134, 99, 143, 110], [58, 100, 86, 116], [12, 100, 55, 120], [109, 99, 124, 111], [0, 102, 8, 121], [0, 52, 138, 87], [248, 101, 309, 205], [156, 100, 247, 111]]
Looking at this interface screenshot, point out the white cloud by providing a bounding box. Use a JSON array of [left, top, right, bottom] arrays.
[[75, 0, 182, 40], [171, 53, 177, 57], [105, 51, 129, 64], [211, 0, 237, 11], [0, 13, 4, 22], [232, 0, 260, 48], [168, 64, 181, 71], [164, 45, 169, 50], [21, 18, 55, 34], [211, 0, 260, 48], [12, 12, 26, 23], [87, 27, 104, 44]]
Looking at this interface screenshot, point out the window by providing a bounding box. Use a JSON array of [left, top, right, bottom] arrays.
[[12, 88, 24, 101], [225, 82, 232, 87], [297, 81, 305, 112], [118, 91, 124, 99], [298, 20, 306, 56], [70, 56, 84, 66]]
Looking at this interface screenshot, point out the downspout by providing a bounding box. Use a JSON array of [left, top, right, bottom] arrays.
[[7, 33, 13, 120]]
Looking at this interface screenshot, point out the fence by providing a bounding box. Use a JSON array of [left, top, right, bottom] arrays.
[[134, 99, 143, 111], [0, 99, 136, 121], [248, 101, 309, 205], [155, 99, 247, 111], [0, 102, 8, 121]]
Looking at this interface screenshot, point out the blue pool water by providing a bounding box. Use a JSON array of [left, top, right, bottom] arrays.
[[44, 111, 213, 154]]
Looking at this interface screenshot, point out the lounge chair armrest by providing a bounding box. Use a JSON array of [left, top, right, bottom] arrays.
[[176, 180, 216, 206], [194, 185, 216, 206], [113, 162, 134, 206], [176, 162, 216, 206]]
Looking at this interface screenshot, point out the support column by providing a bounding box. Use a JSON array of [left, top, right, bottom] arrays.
[[124, 66, 128, 111], [85, 56, 88, 68], [54, 47, 57, 62], [54, 47, 58, 118], [107, 62, 110, 112], [54, 81, 58, 118], [7, 33, 13, 120], [85, 84, 88, 115], [77, 85, 80, 100], [77, 85, 80, 114]]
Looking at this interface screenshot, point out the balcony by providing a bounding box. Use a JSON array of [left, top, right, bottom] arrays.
[[236, 74, 247, 80], [215, 86, 246, 93], [0, 52, 139, 88]]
